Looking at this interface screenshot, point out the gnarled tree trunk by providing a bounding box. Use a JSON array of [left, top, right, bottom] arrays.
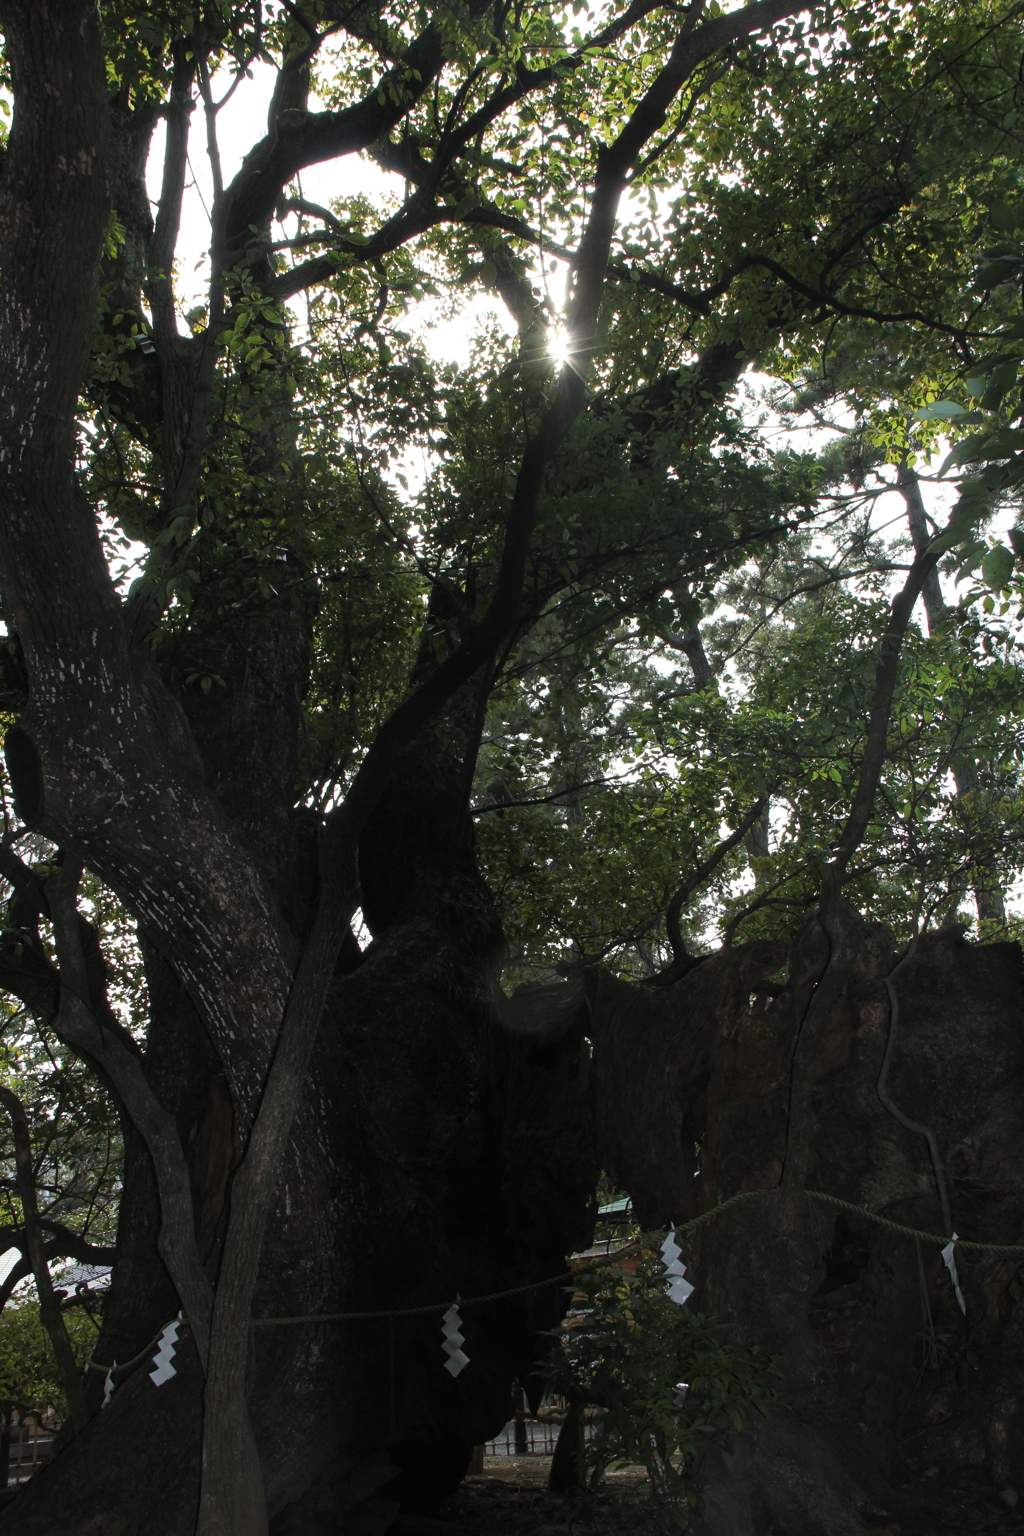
[[583, 909, 1024, 1535]]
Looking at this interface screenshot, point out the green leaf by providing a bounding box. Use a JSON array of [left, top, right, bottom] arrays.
[[981, 544, 1014, 591], [914, 401, 968, 421], [955, 540, 987, 583], [990, 201, 1023, 234]]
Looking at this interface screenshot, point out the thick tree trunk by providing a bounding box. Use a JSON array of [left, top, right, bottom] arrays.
[[4, 822, 1023, 1536], [587, 911, 1024, 1535], [0, 711, 595, 1534]]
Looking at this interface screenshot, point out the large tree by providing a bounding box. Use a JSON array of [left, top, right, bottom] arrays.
[[1, 2, 1024, 1534]]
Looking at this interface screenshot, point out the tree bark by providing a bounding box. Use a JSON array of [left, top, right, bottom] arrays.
[[585, 920, 1024, 1535]]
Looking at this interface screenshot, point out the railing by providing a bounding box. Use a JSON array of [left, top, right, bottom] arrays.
[[3, 1404, 588, 1483], [3, 1418, 56, 1486], [485, 1417, 562, 1457], [483, 1398, 597, 1458]]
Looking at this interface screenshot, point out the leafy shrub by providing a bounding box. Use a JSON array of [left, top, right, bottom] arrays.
[[543, 1255, 778, 1530], [0, 1302, 97, 1416]]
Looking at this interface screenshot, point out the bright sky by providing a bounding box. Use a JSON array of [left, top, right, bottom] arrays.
[[151, 59, 517, 366], [156, 57, 968, 562]]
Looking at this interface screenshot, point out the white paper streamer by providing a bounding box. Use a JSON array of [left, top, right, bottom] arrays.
[[102, 1362, 117, 1407], [660, 1226, 694, 1306], [441, 1301, 469, 1377], [940, 1233, 966, 1315], [150, 1318, 181, 1387]]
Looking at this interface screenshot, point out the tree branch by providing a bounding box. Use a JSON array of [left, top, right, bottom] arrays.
[[0, 1081, 88, 1431], [618, 250, 972, 339], [0, 1230, 114, 1314], [44, 861, 213, 1367], [896, 460, 947, 631], [32, 1222, 116, 1267], [781, 535, 941, 1204], [655, 797, 768, 983], [270, 0, 796, 304], [149, 43, 197, 345], [221, 3, 493, 254], [471, 777, 613, 815]]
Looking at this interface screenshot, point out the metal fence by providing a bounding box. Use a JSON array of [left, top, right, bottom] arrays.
[[3, 1418, 56, 1486], [2, 1405, 583, 1484], [485, 1417, 561, 1457], [483, 1398, 597, 1458]]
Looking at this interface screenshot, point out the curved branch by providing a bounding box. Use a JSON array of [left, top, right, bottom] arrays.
[[270, 0, 799, 303], [37, 1223, 116, 1267], [618, 251, 972, 340], [655, 797, 768, 984], [222, 1, 497, 250], [471, 777, 613, 815], [44, 863, 213, 1367], [0, 1220, 115, 1268], [781, 536, 941, 1202]]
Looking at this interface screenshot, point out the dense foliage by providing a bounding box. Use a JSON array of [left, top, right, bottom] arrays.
[[544, 1252, 778, 1525], [0, 1303, 96, 1415], [53, 0, 1024, 985]]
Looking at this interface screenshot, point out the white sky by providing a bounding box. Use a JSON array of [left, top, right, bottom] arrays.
[[153, 59, 975, 579], [150, 60, 517, 366]]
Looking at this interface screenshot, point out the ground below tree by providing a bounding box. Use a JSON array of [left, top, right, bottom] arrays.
[[424, 1459, 1024, 1535]]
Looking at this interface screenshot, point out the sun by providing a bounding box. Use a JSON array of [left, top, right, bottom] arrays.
[[548, 330, 572, 367]]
